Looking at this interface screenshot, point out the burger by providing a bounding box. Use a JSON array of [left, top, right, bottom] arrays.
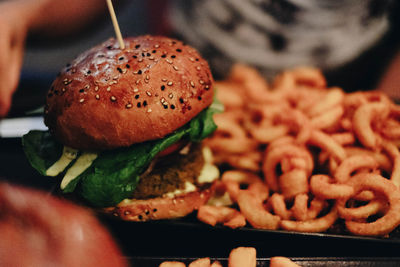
[[0, 182, 128, 266], [22, 35, 222, 221]]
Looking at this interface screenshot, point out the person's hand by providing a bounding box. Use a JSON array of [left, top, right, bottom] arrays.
[[0, 2, 29, 117]]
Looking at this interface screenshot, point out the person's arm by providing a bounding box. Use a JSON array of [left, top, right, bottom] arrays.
[[377, 49, 400, 100], [0, 0, 107, 117], [28, 0, 108, 37]]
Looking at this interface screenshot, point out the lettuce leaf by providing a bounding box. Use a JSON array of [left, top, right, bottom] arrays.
[[22, 101, 222, 207], [22, 130, 63, 175]]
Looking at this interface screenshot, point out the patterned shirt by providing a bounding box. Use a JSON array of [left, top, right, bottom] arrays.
[[168, 0, 398, 90]]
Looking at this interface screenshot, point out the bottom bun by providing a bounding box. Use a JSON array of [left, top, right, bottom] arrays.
[[103, 185, 214, 221]]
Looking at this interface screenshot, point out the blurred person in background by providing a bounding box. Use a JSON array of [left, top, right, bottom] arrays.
[[0, 0, 399, 118]]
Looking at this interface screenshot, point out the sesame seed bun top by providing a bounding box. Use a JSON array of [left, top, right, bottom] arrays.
[[44, 35, 214, 150]]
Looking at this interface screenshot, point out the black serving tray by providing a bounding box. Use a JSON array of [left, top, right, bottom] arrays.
[[129, 257, 400, 267]]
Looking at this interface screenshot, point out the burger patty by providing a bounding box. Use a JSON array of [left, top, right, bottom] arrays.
[[132, 143, 205, 199]]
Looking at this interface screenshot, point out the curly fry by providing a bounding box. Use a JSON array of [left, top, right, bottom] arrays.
[[291, 194, 327, 221], [308, 129, 347, 162], [279, 169, 309, 199], [336, 198, 388, 221], [268, 193, 292, 220], [280, 205, 338, 233], [334, 155, 379, 183], [310, 174, 354, 199], [343, 173, 400, 236], [237, 190, 280, 230], [353, 102, 389, 149]]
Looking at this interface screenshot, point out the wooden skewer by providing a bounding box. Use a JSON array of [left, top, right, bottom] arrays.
[[106, 0, 125, 49]]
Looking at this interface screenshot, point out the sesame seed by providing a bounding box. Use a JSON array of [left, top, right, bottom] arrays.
[[145, 75, 150, 80], [190, 81, 195, 87], [196, 66, 201, 71], [168, 93, 173, 99], [173, 65, 179, 71], [63, 79, 72, 85], [136, 80, 140, 85], [166, 59, 172, 64], [149, 56, 155, 60], [126, 103, 132, 109], [146, 91, 152, 96], [84, 84, 90, 89], [106, 87, 111, 91], [133, 88, 139, 92], [62, 88, 66, 92], [79, 98, 85, 103], [110, 96, 116, 101], [95, 94, 100, 100], [199, 80, 205, 85], [147, 108, 152, 113], [162, 78, 167, 82], [167, 81, 173, 86], [189, 57, 195, 62], [205, 85, 210, 90], [95, 86, 99, 91], [154, 44, 160, 48], [138, 58, 143, 62]]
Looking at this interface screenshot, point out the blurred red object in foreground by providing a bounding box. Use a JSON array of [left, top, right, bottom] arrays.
[[0, 183, 128, 267]]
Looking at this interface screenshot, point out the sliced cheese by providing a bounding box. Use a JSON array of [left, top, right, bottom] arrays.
[[60, 152, 98, 189], [46, 146, 78, 176]]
